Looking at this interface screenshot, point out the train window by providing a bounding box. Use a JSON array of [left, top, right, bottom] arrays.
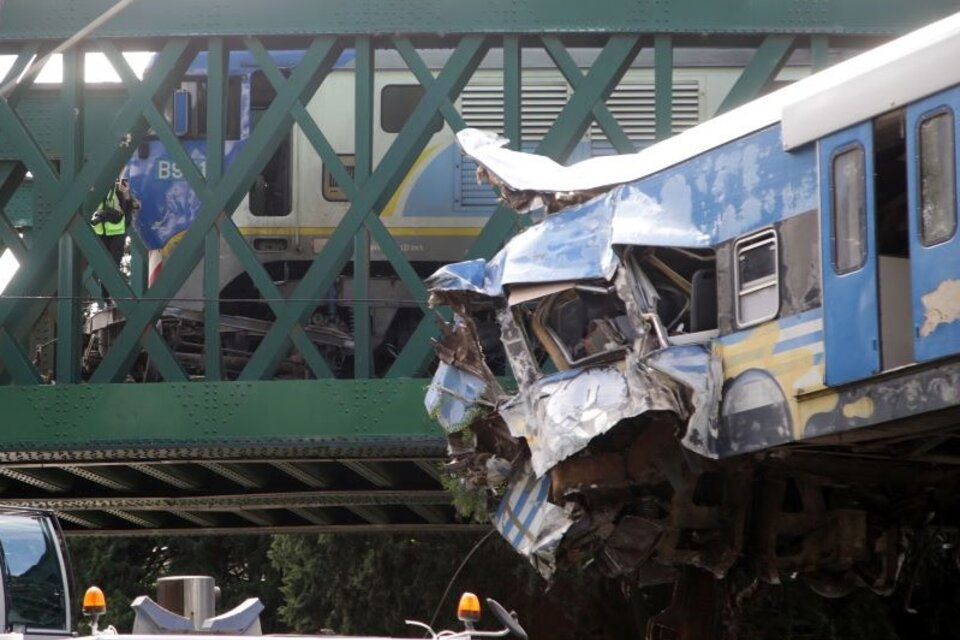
[[249, 135, 292, 217], [381, 85, 443, 134], [734, 229, 779, 328], [918, 109, 957, 246], [831, 145, 868, 274]]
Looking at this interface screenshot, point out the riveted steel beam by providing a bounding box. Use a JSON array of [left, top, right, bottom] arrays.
[[129, 463, 202, 490], [59, 465, 139, 491], [63, 523, 490, 537], [235, 510, 276, 526], [56, 511, 102, 529], [353, 36, 373, 379], [0, 163, 28, 262], [407, 504, 449, 525], [0, 39, 197, 381], [541, 36, 636, 153], [239, 35, 489, 380], [171, 511, 219, 528], [347, 504, 391, 525], [203, 37, 227, 381], [0, 379, 442, 461], [217, 207, 335, 378], [414, 460, 442, 482], [265, 41, 432, 330], [4, 490, 450, 511], [92, 36, 345, 382], [462, 34, 644, 269], [289, 507, 334, 526], [103, 509, 161, 528], [0, 468, 69, 492], [340, 461, 398, 488], [655, 36, 674, 141], [197, 462, 266, 489], [0, 0, 954, 41], [717, 35, 797, 114], [272, 461, 333, 489]]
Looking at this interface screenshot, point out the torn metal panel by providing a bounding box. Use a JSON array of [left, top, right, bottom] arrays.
[[425, 258, 492, 298], [646, 345, 723, 458], [425, 362, 489, 434], [425, 194, 619, 298], [496, 305, 539, 388], [507, 281, 576, 306], [494, 463, 574, 580], [425, 315, 504, 435], [608, 185, 712, 249], [500, 359, 684, 477]]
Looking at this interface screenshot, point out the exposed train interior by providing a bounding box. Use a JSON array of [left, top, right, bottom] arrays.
[[873, 108, 914, 371], [627, 246, 718, 336], [504, 245, 717, 380]]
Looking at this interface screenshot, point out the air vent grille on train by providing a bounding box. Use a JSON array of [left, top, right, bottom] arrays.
[[457, 80, 702, 206]]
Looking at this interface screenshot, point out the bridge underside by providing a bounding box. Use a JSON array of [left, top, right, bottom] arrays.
[[0, 0, 957, 534], [1, 380, 460, 536]]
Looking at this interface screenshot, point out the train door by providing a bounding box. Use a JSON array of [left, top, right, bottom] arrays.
[[906, 88, 960, 362], [819, 122, 881, 385]]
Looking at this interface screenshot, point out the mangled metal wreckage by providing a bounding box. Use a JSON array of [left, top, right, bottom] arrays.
[[426, 129, 737, 583]]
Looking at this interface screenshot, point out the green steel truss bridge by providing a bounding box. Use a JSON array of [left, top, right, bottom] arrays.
[[0, 0, 955, 536]]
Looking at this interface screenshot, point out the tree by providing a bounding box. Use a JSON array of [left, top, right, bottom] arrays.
[[67, 536, 282, 633], [67, 537, 172, 633], [268, 532, 663, 639]]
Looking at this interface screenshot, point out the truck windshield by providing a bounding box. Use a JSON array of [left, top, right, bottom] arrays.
[[0, 515, 67, 631]]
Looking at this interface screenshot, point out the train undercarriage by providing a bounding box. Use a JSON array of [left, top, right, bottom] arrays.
[[77, 267, 430, 380], [442, 364, 960, 639]]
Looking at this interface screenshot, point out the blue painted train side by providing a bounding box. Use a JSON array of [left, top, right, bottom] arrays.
[[423, 10, 960, 601]]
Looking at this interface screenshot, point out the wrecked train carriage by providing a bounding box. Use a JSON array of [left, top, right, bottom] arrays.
[[426, 190, 737, 581], [427, 10, 960, 597]]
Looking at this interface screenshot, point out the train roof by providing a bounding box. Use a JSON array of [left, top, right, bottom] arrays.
[[458, 10, 960, 196]]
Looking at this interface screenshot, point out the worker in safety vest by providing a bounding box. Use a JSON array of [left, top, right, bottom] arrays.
[[90, 174, 138, 303]]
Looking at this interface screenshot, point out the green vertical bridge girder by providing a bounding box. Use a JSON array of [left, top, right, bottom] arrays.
[[0, 0, 957, 533]]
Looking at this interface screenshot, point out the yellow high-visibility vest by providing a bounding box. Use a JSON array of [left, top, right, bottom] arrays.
[[91, 186, 126, 237]]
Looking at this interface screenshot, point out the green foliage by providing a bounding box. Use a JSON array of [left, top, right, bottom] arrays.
[[269, 533, 533, 635], [65, 529, 960, 640], [268, 532, 667, 639], [67, 537, 172, 633], [735, 581, 900, 640], [67, 536, 282, 633], [440, 471, 492, 524]]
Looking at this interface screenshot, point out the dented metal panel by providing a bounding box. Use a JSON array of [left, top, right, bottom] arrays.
[[425, 361, 489, 434], [500, 359, 682, 477], [493, 464, 573, 580], [425, 198, 618, 297], [424, 184, 728, 576], [646, 345, 722, 457]]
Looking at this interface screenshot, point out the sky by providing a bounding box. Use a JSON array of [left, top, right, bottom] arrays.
[[0, 52, 152, 294]]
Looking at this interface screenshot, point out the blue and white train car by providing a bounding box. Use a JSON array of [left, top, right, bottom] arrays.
[[425, 11, 960, 598]]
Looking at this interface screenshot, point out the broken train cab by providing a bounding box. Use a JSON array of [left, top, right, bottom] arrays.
[[425, 11, 960, 597]]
